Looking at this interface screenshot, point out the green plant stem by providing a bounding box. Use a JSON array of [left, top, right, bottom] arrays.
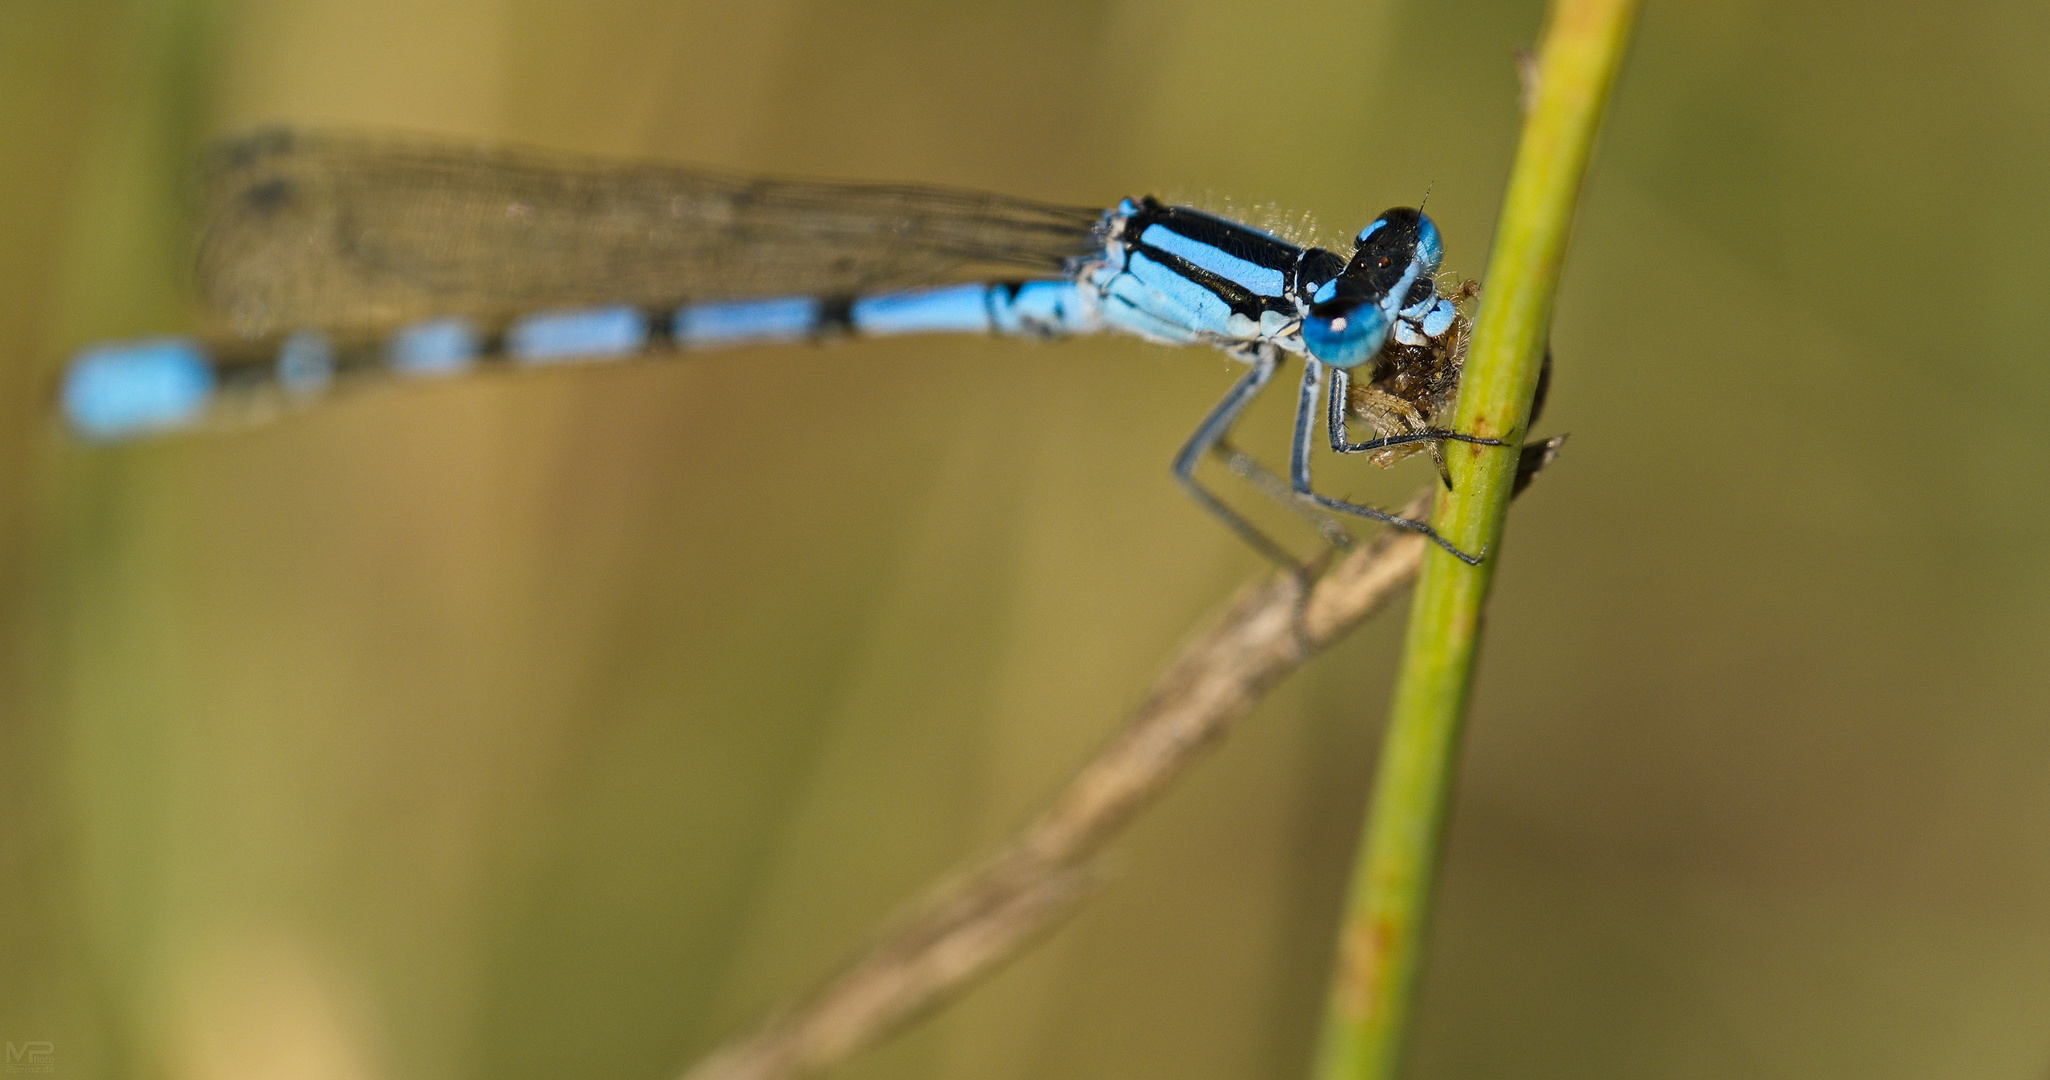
[[1310, 2, 1638, 1078]]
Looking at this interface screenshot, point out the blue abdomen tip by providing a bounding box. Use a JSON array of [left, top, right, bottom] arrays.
[[62, 338, 214, 439]]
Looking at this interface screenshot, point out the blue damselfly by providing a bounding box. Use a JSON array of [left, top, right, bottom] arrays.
[[61, 129, 1525, 563]]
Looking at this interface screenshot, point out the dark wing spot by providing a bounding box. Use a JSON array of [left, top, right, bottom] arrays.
[[215, 127, 296, 169], [241, 178, 295, 215]]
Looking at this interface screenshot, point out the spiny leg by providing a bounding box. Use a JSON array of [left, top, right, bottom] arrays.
[[1213, 438, 1355, 550], [1292, 358, 1486, 566], [1171, 349, 1304, 567], [1207, 344, 1355, 548], [1331, 369, 1453, 488], [1326, 365, 1508, 465]]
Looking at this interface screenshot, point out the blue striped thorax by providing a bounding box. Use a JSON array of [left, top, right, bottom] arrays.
[[1084, 199, 1455, 370]]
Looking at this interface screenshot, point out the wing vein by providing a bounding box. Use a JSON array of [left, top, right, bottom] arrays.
[[199, 128, 1107, 336]]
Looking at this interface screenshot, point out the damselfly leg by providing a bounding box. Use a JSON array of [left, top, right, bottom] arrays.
[[1326, 364, 1508, 490], [1171, 349, 1303, 567], [1290, 359, 1487, 566]]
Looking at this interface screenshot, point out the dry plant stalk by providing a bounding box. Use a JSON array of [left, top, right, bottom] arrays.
[[680, 440, 1561, 1080]]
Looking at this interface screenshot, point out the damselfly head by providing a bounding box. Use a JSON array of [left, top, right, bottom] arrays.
[[1347, 208, 1441, 283], [1301, 208, 1445, 369]]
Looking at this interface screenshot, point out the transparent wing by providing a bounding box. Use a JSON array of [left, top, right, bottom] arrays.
[[199, 128, 1107, 336]]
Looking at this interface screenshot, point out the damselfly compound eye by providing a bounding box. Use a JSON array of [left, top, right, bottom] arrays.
[[1303, 292, 1391, 369]]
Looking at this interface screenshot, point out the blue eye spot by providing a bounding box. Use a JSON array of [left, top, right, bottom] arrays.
[[1302, 302, 1391, 368], [1354, 218, 1388, 247]]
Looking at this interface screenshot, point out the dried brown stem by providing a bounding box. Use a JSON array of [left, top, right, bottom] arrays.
[[680, 436, 1561, 1080], [679, 503, 1431, 1080]]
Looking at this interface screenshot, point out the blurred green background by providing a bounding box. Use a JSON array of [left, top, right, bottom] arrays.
[[5, 0, 2050, 1077]]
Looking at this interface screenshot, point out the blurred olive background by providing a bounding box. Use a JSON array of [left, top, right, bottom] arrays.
[[5, 0, 2050, 1078]]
